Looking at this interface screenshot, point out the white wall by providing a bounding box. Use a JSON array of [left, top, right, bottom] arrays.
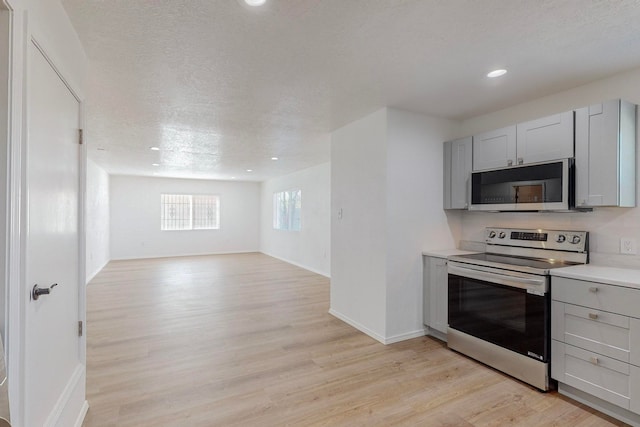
[[331, 109, 388, 341], [110, 175, 260, 260], [330, 108, 458, 343], [385, 109, 458, 340], [85, 159, 110, 282], [457, 66, 640, 268], [260, 163, 331, 277]]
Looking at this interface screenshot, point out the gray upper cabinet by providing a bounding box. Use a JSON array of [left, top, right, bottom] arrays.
[[472, 111, 574, 171], [516, 111, 574, 165], [472, 126, 516, 171], [575, 99, 637, 208], [443, 137, 472, 210]]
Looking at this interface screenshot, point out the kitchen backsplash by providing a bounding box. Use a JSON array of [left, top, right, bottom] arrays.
[[457, 208, 640, 269]]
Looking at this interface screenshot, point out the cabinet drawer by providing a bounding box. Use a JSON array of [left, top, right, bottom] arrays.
[[552, 341, 631, 410], [552, 301, 636, 363], [552, 277, 640, 318]]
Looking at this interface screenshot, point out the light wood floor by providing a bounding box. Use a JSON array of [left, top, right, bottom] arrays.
[[83, 253, 627, 426]]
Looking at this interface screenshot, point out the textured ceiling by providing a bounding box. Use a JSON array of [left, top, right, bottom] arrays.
[[61, 0, 640, 181]]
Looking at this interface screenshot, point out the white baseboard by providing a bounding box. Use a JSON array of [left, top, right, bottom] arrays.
[[329, 309, 427, 345], [44, 364, 85, 427], [108, 251, 331, 280], [385, 328, 428, 344], [74, 401, 89, 427], [261, 251, 330, 278], [86, 258, 110, 284], [328, 309, 386, 344], [111, 250, 259, 261]]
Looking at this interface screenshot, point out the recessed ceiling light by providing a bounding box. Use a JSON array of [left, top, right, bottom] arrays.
[[152, 163, 160, 166], [246, 169, 253, 172], [150, 146, 160, 151], [487, 69, 507, 78], [231, 176, 236, 180], [244, 0, 266, 6], [271, 157, 279, 161]]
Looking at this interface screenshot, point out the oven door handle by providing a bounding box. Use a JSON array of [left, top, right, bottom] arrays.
[[448, 264, 548, 293]]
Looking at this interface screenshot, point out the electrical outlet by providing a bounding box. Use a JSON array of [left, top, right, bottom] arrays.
[[620, 237, 638, 255]]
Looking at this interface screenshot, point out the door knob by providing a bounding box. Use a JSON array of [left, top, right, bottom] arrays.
[[31, 283, 58, 301]]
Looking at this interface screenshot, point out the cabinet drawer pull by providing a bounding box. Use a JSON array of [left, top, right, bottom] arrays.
[[590, 357, 599, 365], [588, 313, 599, 320], [588, 287, 599, 293]]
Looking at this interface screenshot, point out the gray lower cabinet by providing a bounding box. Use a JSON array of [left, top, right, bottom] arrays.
[[552, 276, 640, 422], [423, 255, 448, 338], [443, 137, 472, 210], [575, 99, 637, 208], [552, 341, 638, 410]]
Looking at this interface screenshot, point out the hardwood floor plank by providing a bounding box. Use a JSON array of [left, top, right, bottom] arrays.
[[83, 253, 629, 426]]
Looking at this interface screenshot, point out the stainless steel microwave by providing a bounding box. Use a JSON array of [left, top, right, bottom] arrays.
[[469, 158, 574, 211]]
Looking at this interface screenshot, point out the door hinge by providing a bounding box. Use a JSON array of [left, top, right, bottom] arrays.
[[78, 320, 83, 337], [79, 129, 84, 145]]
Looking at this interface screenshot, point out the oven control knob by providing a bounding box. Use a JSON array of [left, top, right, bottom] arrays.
[[498, 231, 506, 239], [556, 234, 566, 243], [488, 231, 496, 238], [571, 235, 581, 244]]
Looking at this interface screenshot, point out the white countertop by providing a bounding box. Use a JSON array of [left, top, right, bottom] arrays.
[[422, 249, 479, 258], [551, 264, 640, 289]]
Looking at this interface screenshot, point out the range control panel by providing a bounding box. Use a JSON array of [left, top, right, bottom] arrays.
[[485, 228, 588, 253]]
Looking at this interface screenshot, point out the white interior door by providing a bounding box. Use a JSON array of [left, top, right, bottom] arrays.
[[25, 42, 82, 427]]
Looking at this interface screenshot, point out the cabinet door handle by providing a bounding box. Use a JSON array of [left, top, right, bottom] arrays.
[[517, 157, 524, 165], [507, 159, 513, 166], [588, 287, 599, 293], [588, 313, 599, 320], [590, 356, 599, 365]]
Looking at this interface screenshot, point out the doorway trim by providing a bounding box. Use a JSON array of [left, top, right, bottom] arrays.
[[3, 1, 88, 425], [2, 0, 25, 425]]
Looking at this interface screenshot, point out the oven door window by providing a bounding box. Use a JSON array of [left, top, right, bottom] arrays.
[[448, 274, 549, 362]]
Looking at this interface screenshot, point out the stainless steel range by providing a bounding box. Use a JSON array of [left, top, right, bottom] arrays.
[[447, 227, 589, 391]]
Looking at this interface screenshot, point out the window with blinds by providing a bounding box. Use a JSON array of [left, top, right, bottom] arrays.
[[160, 194, 220, 231], [273, 189, 301, 231]]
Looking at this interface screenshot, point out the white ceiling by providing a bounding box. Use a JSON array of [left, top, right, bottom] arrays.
[[61, 0, 640, 182]]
